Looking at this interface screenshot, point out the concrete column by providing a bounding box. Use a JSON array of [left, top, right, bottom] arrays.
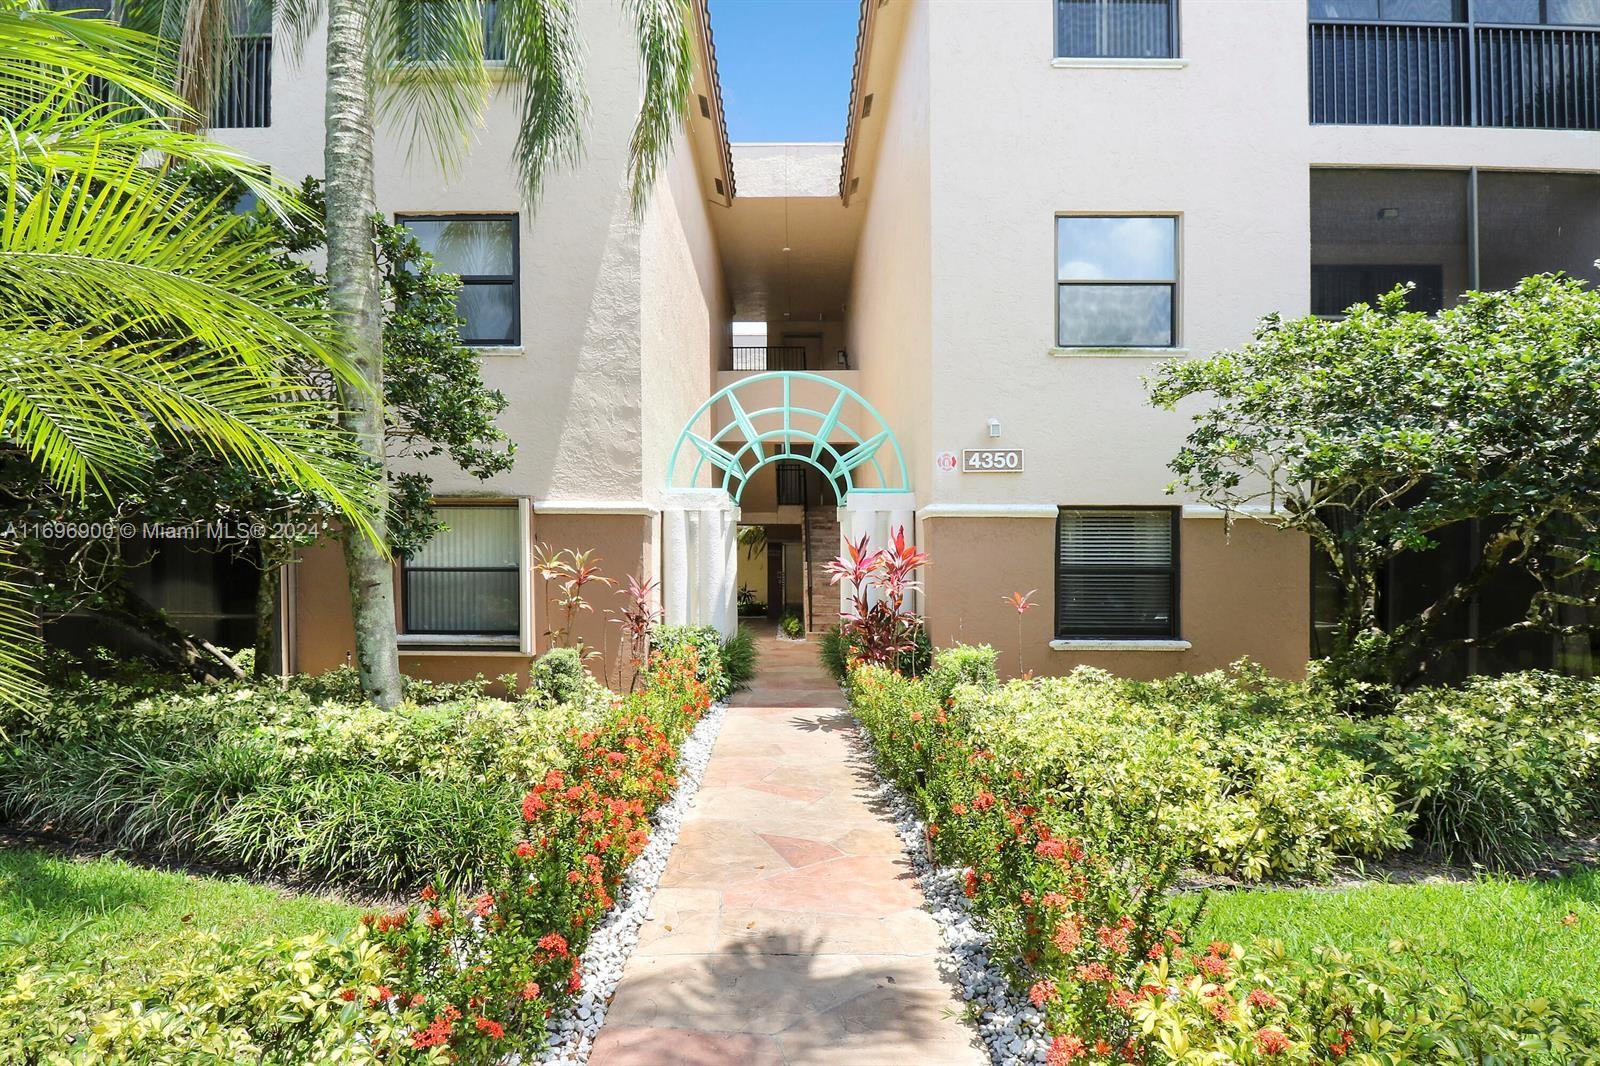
[[660, 489, 739, 638], [841, 492, 918, 611]]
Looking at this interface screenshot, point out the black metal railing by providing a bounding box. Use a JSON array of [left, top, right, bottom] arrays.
[[730, 346, 807, 371], [1310, 18, 1599, 129], [1056, 0, 1177, 59], [776, 462, 807, 506], [1476, 25, 1600, 129], [211, 36, 272, 129], [1309, 22, 1469, 125]]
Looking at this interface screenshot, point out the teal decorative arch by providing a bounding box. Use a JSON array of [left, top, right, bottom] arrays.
[[667, 372, 910, 503]]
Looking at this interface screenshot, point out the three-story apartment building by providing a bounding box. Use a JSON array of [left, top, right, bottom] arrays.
[[152, 0, 1597, 683]]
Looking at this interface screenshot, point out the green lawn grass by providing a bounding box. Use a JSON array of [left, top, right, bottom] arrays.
[[0, 847, 364, 975], [1190, 868, 1600, 1002]]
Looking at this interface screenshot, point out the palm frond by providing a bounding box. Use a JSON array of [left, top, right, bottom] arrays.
[[0, 0, 187, 116], [0, 152, 355, 386], [619, 0, 692, 210], [495, 0, 586, 207], [370, 0, 491, 178], [0, 325, 374, 514]]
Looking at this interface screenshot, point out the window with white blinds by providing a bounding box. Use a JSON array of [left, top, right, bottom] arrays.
[[401, 505, 521, 637], [1056, 508, 1178, 638]]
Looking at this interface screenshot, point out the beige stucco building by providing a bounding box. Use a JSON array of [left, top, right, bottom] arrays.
[[186, 0, 1598, 683]]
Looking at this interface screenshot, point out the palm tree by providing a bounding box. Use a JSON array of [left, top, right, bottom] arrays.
[[143, 0, 694, 707], [0, 1, 378, 706]]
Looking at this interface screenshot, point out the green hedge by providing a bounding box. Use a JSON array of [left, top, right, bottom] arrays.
[[849, 654, 1600, 1062], [1, 649, 717, 1062], [0, 656, 610, 893]]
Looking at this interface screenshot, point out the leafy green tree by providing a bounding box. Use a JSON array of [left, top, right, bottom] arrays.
[[2, 177, 513, 681], [0, 1, 377, 704], [1150, 276, 1600, 690], [143, 0, 694, 706]]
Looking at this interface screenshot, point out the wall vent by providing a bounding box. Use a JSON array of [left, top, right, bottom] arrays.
[[850, 176, 860, 195], [714, 178, 726, 197], [861, 93, 874, 118], [698, 94, 710, 118]]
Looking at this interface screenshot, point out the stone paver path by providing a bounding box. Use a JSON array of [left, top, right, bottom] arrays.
[[589, 630, 984, 1066]]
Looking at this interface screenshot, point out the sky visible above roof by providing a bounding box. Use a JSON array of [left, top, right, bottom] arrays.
[[706, 0, 858, 143]]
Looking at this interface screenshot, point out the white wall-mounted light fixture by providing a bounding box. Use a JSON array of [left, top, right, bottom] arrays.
[[987, 418, 1002, 438]]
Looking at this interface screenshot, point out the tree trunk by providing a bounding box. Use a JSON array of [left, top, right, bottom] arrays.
[[253, 552, 280, 680], [324, 0, 403, 708]]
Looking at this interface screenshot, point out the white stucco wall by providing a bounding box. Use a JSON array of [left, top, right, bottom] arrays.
[[213, 3, 679, 506], [731, 143, 844, 197], [883, 0, 1600, 510], [845, 0, 934, 498], [643, 126, 730, 504]]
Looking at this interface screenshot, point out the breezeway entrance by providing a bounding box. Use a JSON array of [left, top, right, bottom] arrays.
[[661, 372, 915, 636]]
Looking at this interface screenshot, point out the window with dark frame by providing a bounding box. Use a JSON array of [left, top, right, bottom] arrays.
[[396, 215, 519, 345], [401, 504, 520, 638], [1056, 508, 1179, 639], [1056, 216, 1178, 348], [1056, 0, 1179, 58]]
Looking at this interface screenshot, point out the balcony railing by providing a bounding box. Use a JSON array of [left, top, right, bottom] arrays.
[[1476, 25, 1600, 129], [1310, 18, 1599, 129], [730, 346, 806, 372], [212, 36, 272, 129]]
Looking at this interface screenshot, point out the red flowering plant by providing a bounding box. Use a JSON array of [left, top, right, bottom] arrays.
[[849, 662, 1197, 1059], [825, 527, 929, 674], [853, 658, 1600, 1062], [364, 647, 712, 1061]]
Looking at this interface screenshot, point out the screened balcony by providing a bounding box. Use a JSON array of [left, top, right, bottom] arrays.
[[1310, 168, 1600, 316], [1309, 0, 1600, 130]]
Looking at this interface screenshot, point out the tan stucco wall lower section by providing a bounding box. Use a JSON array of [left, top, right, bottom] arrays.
[[289, 513, 655, 690], [919, 516, 1308, 681], [528, 512, 654, 685]]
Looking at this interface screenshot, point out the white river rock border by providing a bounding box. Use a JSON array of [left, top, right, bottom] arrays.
[[531, 697, 729, 1065], [853, 722, 1052, 1066]]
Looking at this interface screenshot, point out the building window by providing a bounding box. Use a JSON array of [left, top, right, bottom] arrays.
[[1056, 0, 1178, 58], [396, 215, 519, 345], [1056, 508, 1178, 639], [1309, 0, 1462, 19], [1056, 216, 1177, 348], [401, 504, 521, 637]]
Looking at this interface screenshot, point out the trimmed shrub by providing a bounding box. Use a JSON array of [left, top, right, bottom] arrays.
[[530, 647, 586, 705], [2, 648, 717, 1061], [925, 643, 999, 705], [0, 673, 609, 892], [0, 927, 414, 1064], [848, 661, 1600, 1062], [650, 624, 731, 701], [1371, 672, 1600, 869], [720, 625, 758, 691]]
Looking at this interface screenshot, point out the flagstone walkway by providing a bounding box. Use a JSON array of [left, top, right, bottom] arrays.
[[589, 630, 984, 1066]]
